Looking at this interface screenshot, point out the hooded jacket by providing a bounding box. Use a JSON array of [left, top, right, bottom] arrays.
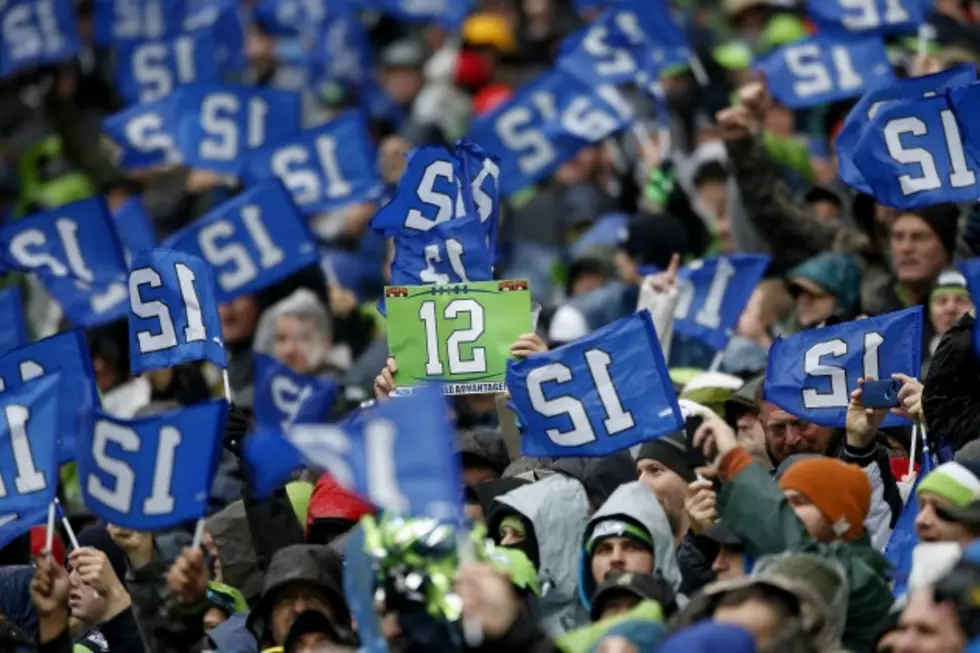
[[577, 482, 682, 612], [246, 545, 350, 648], [923, 312, 980, 454], [718, 460, 891, 651], [0, 566, 37, 653], [488, 474, 590, 636]]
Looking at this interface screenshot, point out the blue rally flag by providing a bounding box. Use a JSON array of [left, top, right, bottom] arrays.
[[111, 198, 158, 265], [93, 0, 187, 44], [851, 92, 980, 209], [0, 374, 61, 514], [0, 287, 28, 356], [115, 30, 219, 105], [756, 35, 894, 110], [764, 306, 923, 428], [244, 385, 462, 521], [0, 0, 80, 79], [619, 0, 689, 69], [456, 139, 501, 261], [0, 507, 49, 550], [370, 146, 467, 235], [0, 329, 99, 464], [78, 400, 229, 530], [835, 64, 977, 195], [468, 68, 633, 196], [163, 182, 318, 302], [507, 311, 683, 458], [364, 0, 469, 27], [242, 111, 383, 217], [0, 197, 131, 327], [389, 216, 494, 289], [308, 12, 373, 86], [884, 434, 935, 597], [173, 83, 303, 176], [557, 8, 654, 87], [128, 249, 227, 374], [0, 198, 127, 284], [253, 353, 338, 430], [674, 255, 770, 351], [806, 0, 925, 36], [101, 94, 183, 171]]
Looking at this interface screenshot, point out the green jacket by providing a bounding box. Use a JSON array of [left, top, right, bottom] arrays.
[[719, 463, 892, 652]]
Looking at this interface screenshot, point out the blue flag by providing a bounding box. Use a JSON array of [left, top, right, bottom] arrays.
[[245, 386, 462, 521], [115, 30, 219, 105], [342, 524, 387, 653], [764, 306, 923, 428], [507, 311, 683, 458], [756, 35, 894, 109], [558, 9, 655, 86], [111, 198, 158, 265], [0, 507, 48, 550], [468, 68, 633, 196], [620, 0, 689, 69], [78, 400, 229, 530], [252, 0, 328, 36], [370, 147, 467, 234], [163, 182, 318, 302], [456, 140, 501, 261], [885, 434, 935, 597], [674, 255, 770, 351], [242, 110, 383, 216], [253, 353, 338, 430], [0, 329, 99, 464], [128, 249, 227, 374], [0, 0, 80, 79], [0, 374, 61, 514], [101, 94, 183, 171], [173, 84, 303, 176], [0, 287, 28, 356], [0, 198, 130, 327], [363, 0, 469, 27], [308, 12, 373, 86], [851, 92, 980, 209], [389, 216, 494, 289], [806, 0, 925, 36], [93, 0, 187, 44], [835, 64, 976, 195]]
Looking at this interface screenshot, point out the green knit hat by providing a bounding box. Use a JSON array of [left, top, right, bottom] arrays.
[[917, 462, 980, 507], [587, 518, 654, 556]]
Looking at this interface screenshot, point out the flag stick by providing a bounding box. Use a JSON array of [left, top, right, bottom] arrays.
[[688, 54, 709, 87], [191, 517, 206, 551], [915, 24, 930, 72], [221, 368, 232, 404], [907, 423, 919, 480], [55, 499, 79, 550], [707, 350, 725, 373], [44, 502, 55, 554]]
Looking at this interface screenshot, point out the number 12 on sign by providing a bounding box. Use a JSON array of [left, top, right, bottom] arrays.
[[385, 281, 532, 395]]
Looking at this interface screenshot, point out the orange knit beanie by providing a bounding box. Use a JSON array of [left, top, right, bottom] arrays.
[[778, 458, 871, 542]]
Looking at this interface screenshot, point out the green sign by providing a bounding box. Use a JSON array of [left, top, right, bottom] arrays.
[[385, 280, 532, 395]]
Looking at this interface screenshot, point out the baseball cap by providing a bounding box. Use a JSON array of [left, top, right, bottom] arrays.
[[590, 571, 678, 621]]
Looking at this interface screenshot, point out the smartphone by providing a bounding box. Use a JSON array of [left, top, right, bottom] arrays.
[[861, 379, 901, 409], [684, 415, 708, 469]]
